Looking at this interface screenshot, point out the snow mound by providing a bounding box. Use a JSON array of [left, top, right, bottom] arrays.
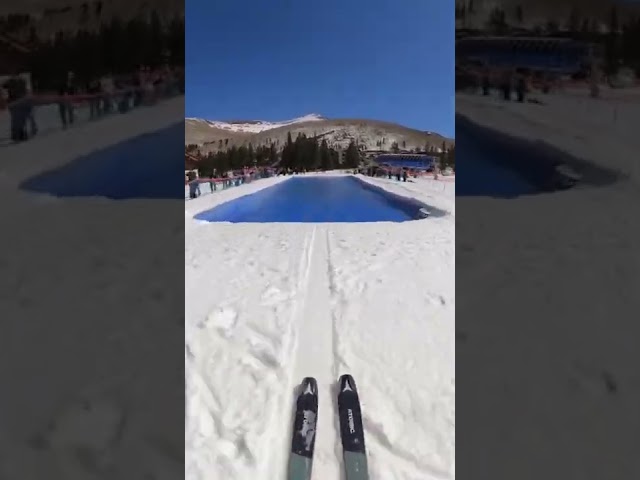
[[186, 113, 325, 133]]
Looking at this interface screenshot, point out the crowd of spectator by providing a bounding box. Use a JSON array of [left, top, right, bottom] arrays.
[[1, 3, 184, 144], [1, 64, 184, 143]]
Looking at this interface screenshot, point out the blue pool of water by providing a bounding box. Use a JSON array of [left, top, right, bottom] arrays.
[[194, 176, 442, 223], [456, 114, 619, 195], [456, 124, 539, 198], [456, 115, 543, 198], [21, 122, 184, 199]]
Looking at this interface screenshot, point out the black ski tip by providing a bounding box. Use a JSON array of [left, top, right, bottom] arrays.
[[338, 374, 358, 394], [300, 377, 318, 395]]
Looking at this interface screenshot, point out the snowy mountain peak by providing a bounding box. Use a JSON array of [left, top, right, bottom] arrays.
[[186, 113, 326, 134]]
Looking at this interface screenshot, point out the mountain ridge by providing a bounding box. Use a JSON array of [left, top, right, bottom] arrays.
[[185, 114, 454, 154]]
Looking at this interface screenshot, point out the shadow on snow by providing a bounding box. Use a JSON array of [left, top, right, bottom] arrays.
[[20, 121, 184, 200]]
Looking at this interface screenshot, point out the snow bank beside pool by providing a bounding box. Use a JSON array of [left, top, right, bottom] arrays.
[[185, 175, 289, 219], [357, 175, 455, 216], [457, 93, 636, 183]]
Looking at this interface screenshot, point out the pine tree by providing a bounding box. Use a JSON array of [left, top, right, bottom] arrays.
[[488, 7, 507, 34], [281, 131, 294, 169], [345, 140, 360, 168], [606, 6, 620, 74], [567, 7, 580, 33], [581, 18, 590, 36], [515, 5, 523, 24], [320, 139, 330, 170], [269, 143, 277, 166], [447, 144, 455, 170], [248, 143, 254, 165], [438, 146, 448, 170]]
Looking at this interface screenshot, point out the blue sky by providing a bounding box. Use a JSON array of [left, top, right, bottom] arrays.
[[186, 0, 454, 138]]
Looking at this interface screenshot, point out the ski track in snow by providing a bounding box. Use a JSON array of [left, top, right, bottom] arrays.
[[287, 225, 343, 480], [185, 223, 312, 479], [185, 172, 455, 480], [326, 225, 454, 480]]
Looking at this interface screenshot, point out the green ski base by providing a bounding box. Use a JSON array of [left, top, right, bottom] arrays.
[[343, 450, 369, 480], [288, 452, 313, 480]]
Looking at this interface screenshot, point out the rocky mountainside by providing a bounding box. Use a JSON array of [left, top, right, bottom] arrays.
[[185, 114, 454, 154]]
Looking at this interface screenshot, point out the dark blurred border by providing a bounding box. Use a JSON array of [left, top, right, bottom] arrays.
[[456, 1, 640, 479], [0, 3, 185, 478]]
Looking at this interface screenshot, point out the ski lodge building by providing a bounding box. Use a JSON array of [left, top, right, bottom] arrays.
[[373, 153, 435, 171]]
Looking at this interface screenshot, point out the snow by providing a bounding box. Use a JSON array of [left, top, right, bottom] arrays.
[[457, 89, 640, 179], [185, 173, 455, 479], [185, 113, 325, 134], [456, 89, 640, 479], [0, 98, 184, 480]]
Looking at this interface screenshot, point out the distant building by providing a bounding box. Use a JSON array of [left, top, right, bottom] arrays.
[[374, 153, 435, 170], [456, 36, 595, 74]]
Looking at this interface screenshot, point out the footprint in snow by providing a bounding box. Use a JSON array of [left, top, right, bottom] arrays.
[[200, 307, 238, 338], [260, 285, 293, 307]]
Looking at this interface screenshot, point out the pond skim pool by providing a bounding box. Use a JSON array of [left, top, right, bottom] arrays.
[[193, 176, 445, 223]]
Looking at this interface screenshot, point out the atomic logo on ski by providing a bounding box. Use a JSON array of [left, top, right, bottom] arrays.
[[337, 374, 370, 479]]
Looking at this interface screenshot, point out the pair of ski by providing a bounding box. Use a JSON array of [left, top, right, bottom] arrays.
[[288, 374, 369, 480]]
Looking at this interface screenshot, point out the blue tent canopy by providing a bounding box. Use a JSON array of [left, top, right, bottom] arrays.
[[457, 36, 591, 73], [374, 154, 435, 170]]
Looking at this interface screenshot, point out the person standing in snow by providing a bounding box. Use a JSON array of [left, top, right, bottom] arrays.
[[481, 66, 490, 96], [58, 71, 77, 128], [516, 71, 527, 103], [3, 71, 29, 142], [25, 78, 38, 138], [87, 77, 102, 119]]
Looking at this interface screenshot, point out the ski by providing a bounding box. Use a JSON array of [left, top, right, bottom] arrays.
[[337, 374, 369, 480], [288, 377, 318, 480]]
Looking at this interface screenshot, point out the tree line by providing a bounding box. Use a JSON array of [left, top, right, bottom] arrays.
[[188, 131, 362, 176], [7, 12, 184, 90], [438, 143, 455, 171], [456, 1, 640, 75], [188, 132, 455, 176]]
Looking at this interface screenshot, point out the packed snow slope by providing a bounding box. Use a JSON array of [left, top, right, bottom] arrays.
[[456, 89, 640, 480], [185, 114, 453, 153], [0, 98, 184, 480], [185, 174, 455, 480]]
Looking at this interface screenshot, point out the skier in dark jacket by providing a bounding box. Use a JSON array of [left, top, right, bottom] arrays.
[[2, 73, 29, 142], [516, 73, 527, 103], [58, 71, 78, 128]]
